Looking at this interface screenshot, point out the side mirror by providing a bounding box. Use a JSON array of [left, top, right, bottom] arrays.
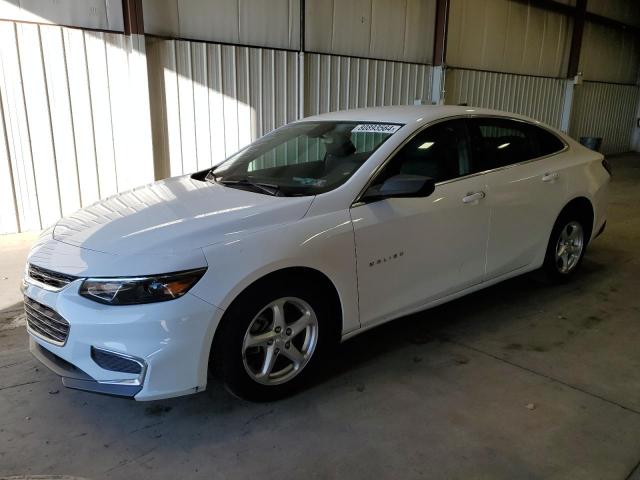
[[362, 174, 435, 202]]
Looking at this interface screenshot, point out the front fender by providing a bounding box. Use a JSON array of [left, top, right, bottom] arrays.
[[189, 209, 360, 335]]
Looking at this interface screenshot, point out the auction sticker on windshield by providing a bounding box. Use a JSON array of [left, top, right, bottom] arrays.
[[351, 124, 402, 134]]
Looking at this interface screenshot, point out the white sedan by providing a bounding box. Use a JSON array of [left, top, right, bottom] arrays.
[[23, 106, 609, 401]]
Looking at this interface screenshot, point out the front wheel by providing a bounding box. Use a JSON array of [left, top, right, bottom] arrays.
[[213, 281, 334, 401], [543, 215, 588, 282]]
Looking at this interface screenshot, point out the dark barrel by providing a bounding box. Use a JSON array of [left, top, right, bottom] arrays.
[[579, 137, 603, 152]]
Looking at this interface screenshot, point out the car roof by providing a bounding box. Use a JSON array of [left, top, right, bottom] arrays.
[[300, 105, 545, 129]]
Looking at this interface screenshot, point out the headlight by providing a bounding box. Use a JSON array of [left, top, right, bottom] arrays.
[[79, 268, 207, 305]]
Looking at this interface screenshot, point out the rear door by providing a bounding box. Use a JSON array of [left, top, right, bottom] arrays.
[[467, 117, 568, 279]]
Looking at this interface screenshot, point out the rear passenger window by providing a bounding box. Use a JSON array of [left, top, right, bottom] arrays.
[[469, 118, 565, 171], [536, 127, 565, 156], [469, 118, 540, 171]]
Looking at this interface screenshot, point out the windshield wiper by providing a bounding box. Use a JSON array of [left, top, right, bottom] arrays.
[[217, 177, 282, 196]]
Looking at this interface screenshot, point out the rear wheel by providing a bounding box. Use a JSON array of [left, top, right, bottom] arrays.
[[543, 214, 587, 282], [213, 280, 334, 401]]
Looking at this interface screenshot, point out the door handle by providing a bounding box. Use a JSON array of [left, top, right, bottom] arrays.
[[462, 191, 486, 204], [542, 172, 559, 182]]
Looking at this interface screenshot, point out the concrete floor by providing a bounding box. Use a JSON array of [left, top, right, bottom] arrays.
[[1, 154, 640, 480]]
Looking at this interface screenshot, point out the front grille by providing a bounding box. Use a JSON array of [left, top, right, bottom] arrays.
[[28, 264, 78, 290], [24, 296, 70, 346]]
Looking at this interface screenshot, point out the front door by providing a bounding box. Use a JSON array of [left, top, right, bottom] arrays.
[[351, 120, 490, 328]]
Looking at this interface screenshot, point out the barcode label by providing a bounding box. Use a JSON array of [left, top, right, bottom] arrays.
[[351, 124, 402, 134]]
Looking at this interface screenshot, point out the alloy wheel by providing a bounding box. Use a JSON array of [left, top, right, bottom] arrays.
[[242, 297, 319, 386], [555, 221, 584, 274]]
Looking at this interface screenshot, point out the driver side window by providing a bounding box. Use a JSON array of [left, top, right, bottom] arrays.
[[372, 120, 472, 187]]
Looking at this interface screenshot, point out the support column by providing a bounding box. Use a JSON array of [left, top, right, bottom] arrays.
[[560, 79, 575, 133], [632, 94, 640, 152], [430, 0, 449, 105], [121, 0, 156, 183], [567, 0, 586, 79], [430, 66, 445, 106], [559, 0, 586, 134], [122, 0, 144, 36], [298, 0, 306, 119]]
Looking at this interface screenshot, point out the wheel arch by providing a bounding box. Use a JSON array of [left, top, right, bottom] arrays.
[[208, 266, 344, 372], [557, 196, 595, 242]]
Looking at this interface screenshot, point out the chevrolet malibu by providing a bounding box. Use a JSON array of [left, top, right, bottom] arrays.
[[23, 106, 609, 401]]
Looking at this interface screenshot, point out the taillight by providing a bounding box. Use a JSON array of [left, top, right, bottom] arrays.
[[602, 158, 612, 176]]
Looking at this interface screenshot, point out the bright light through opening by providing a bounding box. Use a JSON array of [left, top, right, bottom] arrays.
[[418, 142, 434, 150], [497, 143, 510, 149]]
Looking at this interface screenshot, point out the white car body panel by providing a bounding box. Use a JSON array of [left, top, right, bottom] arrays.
[[191, 209, 361, 334], [351, 174, 490, 328], [23, 105, 609, 400], [483, 151, 570, 280], [52, 176, 314, 256], [25, 278, 222, 401], [28, 228, 208, 278]]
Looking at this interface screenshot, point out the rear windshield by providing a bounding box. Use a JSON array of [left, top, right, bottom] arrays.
[[210, 121, 402, 196]]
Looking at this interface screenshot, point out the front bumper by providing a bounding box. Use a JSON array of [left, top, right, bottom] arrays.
[[30, 338, 143, 397], [24, 279, 224, 401]]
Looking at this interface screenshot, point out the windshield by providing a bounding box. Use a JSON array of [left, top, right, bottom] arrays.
[[209, 121, 403, 196]]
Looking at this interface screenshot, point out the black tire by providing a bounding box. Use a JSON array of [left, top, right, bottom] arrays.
[[212, 276, 337, 402], [542, 211, 589, 282]]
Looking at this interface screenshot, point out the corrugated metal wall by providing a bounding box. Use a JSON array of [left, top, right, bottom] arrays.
[[578, 21, 640, 84], [444, 68, 566, 128], [0, 21, 153, 234], [305, 0, 436, 64], [587, 0, 640, 27], [304, 53, 433, 116], [446, 0, 572, 78], [444, 0, 575, 133], [143, 0, 438, 62], [142, 0, 301, 51], [1, 1, 639, 234], [0, 0, 124, 31], [570, 82, 640, 155], [146, 37, 300, 178]]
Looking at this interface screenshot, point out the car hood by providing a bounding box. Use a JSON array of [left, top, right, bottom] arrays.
[[52, 176, 314, 255]]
